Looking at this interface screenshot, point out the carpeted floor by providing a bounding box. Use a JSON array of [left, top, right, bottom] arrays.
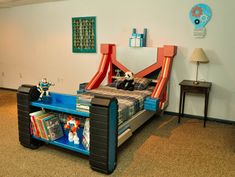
[[0, 89, 234, 177]]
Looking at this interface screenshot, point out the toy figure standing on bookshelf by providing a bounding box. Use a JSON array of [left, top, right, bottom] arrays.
[[37, 78, 55, 100], [64, 116, 80, 144]]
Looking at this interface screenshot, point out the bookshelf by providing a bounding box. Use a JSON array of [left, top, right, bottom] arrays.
[[32, 128, 89, 155], [29, 92, 90, 156], [31, 92, 89, 117], [18, 84, 118, 174]]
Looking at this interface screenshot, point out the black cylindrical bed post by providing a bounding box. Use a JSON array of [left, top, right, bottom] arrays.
[[17, 85, 42, 149], [90, 95, 118, 174]]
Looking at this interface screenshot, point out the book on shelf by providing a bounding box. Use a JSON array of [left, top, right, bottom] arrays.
[[30, 110, 45, 137], [76, 108, 90, 113], [76, 104, 90, 111], [30, 111, 64, 141], [76, 103, 91, 110], [82, 118, 90, 150], [43, 116, 64, 141], [76, 95, 92, 103], [35, 113, 50, 140]]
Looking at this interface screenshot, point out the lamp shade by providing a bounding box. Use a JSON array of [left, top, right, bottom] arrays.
[[190, 48, 209, 63]]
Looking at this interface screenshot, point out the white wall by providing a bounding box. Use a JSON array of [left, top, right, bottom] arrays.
[[0, 0, 234, 121]]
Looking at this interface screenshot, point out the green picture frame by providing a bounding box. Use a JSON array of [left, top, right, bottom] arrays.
[[72, 16, 96, 53]]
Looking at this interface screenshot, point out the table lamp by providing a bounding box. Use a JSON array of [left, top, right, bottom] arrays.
[[190, 48, 209, 84]]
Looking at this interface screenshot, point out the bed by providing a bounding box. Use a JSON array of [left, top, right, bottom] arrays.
[[17, 44, 177, 174], [77, 85, 154, 125]]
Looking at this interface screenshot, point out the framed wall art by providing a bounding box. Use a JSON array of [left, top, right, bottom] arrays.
[[72, 16, 96, 53]]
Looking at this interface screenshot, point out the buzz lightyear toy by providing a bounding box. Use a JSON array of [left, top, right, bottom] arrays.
[[37, 78, 54, 100], [64, 116, 81, 144]]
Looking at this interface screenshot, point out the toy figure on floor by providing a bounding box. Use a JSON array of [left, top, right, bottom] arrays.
[[37, 78, 54, 100], [117, 71, 135, 91], [64, 116, 81, 144]]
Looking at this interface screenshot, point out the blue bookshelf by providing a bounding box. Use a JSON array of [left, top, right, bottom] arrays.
[[30, 92, 90, 155], [31, 92, 89, 117], [32, 128, 89, 156]]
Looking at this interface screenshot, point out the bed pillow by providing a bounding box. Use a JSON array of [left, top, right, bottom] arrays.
[[109, 77, 150, 90], [134, 77, 151, 90], [109, 77, 125, 87]]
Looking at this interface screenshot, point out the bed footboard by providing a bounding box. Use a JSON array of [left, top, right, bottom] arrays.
[[17, 85, 42, 149], [90, 96, 118, 174]]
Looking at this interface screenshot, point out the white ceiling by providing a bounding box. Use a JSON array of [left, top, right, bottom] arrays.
[[0, 0, 64, 8]]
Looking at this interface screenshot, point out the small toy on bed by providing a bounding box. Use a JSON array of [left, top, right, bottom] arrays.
[[37, 78, 54, 101], [64, 115, 81, 144], [117, 71, 135, 91]]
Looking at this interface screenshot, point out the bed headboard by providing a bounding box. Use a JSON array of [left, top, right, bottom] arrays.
[[107, 44, 176, 83], [115, 47, 157, 75], [86, 44, 177, 109]]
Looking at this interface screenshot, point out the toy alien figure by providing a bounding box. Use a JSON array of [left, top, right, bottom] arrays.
[[117, 71, 135, 91], [37, 78, 54, 100], [64, 116, 81, 144]]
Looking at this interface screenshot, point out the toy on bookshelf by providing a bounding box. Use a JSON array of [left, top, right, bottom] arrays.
[[64, 115, 81, 144], [37, 78, 55, 101]]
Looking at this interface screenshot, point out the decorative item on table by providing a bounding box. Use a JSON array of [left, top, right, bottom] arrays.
[[129, 28, 147, 47], [117, 71, 135, 91], [37, 78, 55, 102], [189, 4, 212, 38], [64, 115, 81, 144], [190, 48, 209, 84]]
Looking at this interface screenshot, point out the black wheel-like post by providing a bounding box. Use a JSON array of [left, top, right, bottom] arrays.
[[89, 95, 118, 174], [17, 85, 42, 149]]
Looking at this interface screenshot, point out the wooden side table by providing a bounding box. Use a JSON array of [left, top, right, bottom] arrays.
[[178, 80, 212, 127]]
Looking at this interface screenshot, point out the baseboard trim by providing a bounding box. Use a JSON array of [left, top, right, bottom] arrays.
[[0, 86, 234, 125], [164, 111, 235, 125], [0, 87, 17, 91]]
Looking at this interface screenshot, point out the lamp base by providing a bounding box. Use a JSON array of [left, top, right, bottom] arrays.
[[193, 81, 199, 85]]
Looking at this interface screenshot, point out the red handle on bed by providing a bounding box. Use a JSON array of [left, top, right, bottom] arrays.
[[151, 45, 177, 108], [86, 44, 114, 90]]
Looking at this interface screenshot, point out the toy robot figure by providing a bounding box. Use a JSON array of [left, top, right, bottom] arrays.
[[37, 78, 54, 99], [117, 71, 135, 91], [64, 116, 80, 144]]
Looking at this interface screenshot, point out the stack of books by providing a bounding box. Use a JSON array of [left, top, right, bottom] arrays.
[[30, 110, 64, 141], [82, 118, 90, 150], [76, 94, 92, 113]]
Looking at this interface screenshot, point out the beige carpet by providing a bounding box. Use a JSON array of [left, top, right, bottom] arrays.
[[0, 89, 234, 177]]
